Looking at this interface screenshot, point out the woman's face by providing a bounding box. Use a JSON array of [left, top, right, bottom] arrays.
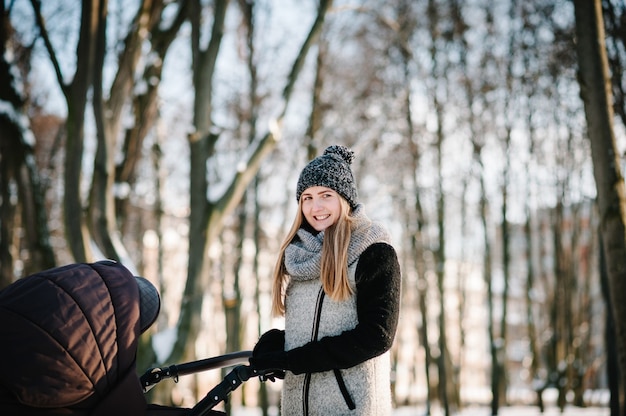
[[300, 186, 342, 232]]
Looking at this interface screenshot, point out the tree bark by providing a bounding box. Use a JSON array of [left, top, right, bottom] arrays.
[[116, 1, 189, 233], [30, 0, 106, 262], [573, 1, 626, 414], [0, 3, 55, 285], [601, 0, 626, 129], [89, 0, 163, 261]]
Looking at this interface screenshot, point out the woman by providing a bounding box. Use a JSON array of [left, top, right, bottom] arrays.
[[250, 145, 401, 415]]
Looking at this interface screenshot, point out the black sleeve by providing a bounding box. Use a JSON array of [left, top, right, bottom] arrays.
[[286, 242, 401, 375]]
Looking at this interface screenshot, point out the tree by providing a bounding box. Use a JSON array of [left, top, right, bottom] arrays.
[[30, 0, 104, 262], [29, 0, 187, 264], [167, 0, 334, 366], [91, 0, 187, 262], [393, 0, 434, 410], [602, 0, 626, 129], [573, 1, 626, 414], [0, 0, 55, 286]]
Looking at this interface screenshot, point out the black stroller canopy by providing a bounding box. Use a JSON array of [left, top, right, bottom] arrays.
[[0, 261, 154, 414], [0, 261, 260, 416]]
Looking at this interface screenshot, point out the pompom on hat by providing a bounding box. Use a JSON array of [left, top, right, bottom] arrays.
[[296, 145, 358, 209]]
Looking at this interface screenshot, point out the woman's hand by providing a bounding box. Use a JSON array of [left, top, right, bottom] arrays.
[[250, 329, 287, 379]]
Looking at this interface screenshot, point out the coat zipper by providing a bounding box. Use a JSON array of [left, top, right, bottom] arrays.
[[303, 286, 325, 416], [302, 286, 356, 414]]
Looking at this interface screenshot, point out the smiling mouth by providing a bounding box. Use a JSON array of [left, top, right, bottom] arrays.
[[314, 214, 330, 221]]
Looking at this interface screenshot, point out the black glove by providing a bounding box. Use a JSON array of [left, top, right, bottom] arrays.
[[250, 350, 289, 371], [250, 329, 289, 376], [253, 329, 285, 356]]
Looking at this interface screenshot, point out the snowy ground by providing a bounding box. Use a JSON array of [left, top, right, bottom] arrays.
[[393, 405, 609, 415], [219, 387, 610, 415], [229, 405, 609, 415]]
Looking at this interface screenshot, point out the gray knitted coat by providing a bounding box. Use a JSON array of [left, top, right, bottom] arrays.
[[280, 207, 401, 416]]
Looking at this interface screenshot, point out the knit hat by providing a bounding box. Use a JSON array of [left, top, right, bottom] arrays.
[[296, 145, 358, 209]]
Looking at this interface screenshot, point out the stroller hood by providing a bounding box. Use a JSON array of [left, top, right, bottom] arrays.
[[0, 261, 152, 411]]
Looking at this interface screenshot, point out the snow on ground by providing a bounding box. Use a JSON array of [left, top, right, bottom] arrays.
[[224, 388, 611, 416], [230, 405, 609, 416], [393, 405, 609, 415]]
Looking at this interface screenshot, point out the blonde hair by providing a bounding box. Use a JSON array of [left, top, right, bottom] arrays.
[[271, 197, 354, 316]]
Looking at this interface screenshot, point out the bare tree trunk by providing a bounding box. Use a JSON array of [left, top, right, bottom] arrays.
[[497, 0, 520, 401], [116, 0, 188, 236], [416, 259, 432, 411], [481, 163, 498, 416], [170, 0, 333, 365], [470, 129, 497, 415], [601, 235, 622, 415], [601, 0, 626, 128], [172, 0, 230, 364], [0, 24, 22, 283], [522, 121, 545, 410], [0, 158, 14, 288], [136, 138, 167, 376], [89, 0, 122, 260], [224, 206, 245, 414], [253, 178, 272, 415], [572, 204, 591, 407], [89, 0, 169, 261], [573, 1, 626, 414], [426, 0, 457, 412], [517, 3, 545, 407], [233, 0, 273, 412], [30, 0, 107, 262], [435, 109, 451, 415], [554, 199, 568, 411], [0, 3, 55, 285], [498, 129, 511, 411], [31, 1, 178, 264], [449, 7, 468, 394], [477, 2, 502, 412], [524, 202, 543, 411], [394, 3, 434, 407]]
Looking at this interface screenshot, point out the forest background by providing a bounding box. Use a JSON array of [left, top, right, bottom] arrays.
[[1, 0, 626, 415]]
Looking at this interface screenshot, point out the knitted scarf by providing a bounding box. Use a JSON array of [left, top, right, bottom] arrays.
[[284, 204, 390, 281]]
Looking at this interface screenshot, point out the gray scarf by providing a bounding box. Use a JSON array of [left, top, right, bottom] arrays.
[[284, 204, 390, 281]]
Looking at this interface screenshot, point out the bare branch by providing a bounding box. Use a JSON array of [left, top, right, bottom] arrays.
[[29, 0, 67, 97], [281, 0, 333, 106]]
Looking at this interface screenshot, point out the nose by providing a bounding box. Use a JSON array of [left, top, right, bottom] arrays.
[[311, 198, 323, 210]]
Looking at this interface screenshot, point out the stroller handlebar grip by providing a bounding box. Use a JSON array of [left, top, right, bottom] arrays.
[[140, 351, 253, 392]]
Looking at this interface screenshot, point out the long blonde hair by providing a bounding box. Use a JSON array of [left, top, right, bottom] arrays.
[[271, 197, 354, 316]]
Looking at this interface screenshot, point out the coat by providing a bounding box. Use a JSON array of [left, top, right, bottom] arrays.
[[0, 261, 190, 416], [282, 242, 401, 416]]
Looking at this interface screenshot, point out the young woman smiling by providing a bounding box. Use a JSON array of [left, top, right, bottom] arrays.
[[250, 145, 401, 416]]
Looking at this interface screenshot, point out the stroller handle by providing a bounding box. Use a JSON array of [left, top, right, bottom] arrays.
[[140, 350, 253, 392], [188, 364, 257, 416], [189, 365, 284, 416]]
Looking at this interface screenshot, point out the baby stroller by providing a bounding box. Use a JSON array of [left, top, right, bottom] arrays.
[[0, 260, 274, 415]]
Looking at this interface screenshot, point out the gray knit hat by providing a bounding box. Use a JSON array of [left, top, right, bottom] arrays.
[[296, 145, 358, 209]]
